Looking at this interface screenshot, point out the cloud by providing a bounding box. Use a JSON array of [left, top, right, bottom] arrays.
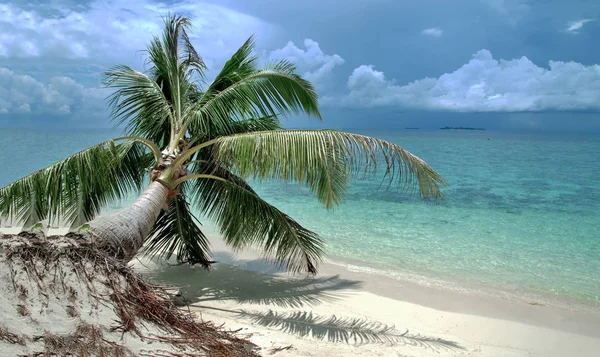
[[265, 39, 344, 86], [421, 28, 443, 37], [324, 49, 600, 112], [566, 18, 595, 34], [0, 68, 107, 117], [483, 0, 531, 24], [0, 1, 272, 67], [0, 0, 274, 123]]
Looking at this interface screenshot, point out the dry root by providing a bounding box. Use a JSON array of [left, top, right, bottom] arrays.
[[1, 232, 259, 357]]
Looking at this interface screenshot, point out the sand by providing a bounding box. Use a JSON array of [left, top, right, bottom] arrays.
[[3, 221, 599, 356], [135, 236, 600, 357], [0, 233, 258, 356]]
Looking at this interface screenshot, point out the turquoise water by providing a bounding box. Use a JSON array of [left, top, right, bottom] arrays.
[[1, 128, 599, 305]]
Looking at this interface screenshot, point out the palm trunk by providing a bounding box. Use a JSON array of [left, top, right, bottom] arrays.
[[86, 180, 169, 261]]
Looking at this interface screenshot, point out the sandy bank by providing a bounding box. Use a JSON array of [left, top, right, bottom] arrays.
[[134, 236, 600, 357]]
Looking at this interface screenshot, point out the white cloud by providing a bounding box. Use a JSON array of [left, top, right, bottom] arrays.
[[266, 39, 344, 86], [0, 1, 272, 67], [483, 0, 531, 25], [0, 0, 275, 122], [324, 49, 600, 112], [421, 28, 443, 37], [0, 68, 108, 116], [566, 18, 595, 34]]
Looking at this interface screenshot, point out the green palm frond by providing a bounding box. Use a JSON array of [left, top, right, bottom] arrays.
[[185, 115, 283, 172], [146, 15, 199, 122], [144, 194, 213, 268], [116, 15, 205, 147], [192, 63, 320, 126], [207, 130, 446, 209], [200, 36, 258, 103], [0, 140, 153, 229], [104, 65, 173, 146], [183, 39, 320, 139], [191, 165, 323, 274], [167, 14, 206, 78], [186, 36, 260, 140], [189, 115, 283, 149], [229, 115, 283, 135]]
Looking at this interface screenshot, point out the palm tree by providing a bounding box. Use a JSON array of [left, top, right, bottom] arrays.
[[0, 15, 445, 274]]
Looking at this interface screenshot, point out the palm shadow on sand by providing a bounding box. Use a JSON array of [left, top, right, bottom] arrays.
[[141, 251, 464, 353], [142, 251, 362, 308], [231, 308, 464, 352]]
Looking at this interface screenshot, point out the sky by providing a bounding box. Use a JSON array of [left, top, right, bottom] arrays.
[[1, 0, 600, 132]]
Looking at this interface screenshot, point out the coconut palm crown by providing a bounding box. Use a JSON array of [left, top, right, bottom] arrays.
[[0, 15, 446, 273]]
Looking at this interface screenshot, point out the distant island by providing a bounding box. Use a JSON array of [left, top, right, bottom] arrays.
[[440, 126, 486, 131], [405, 127, 420, 130]]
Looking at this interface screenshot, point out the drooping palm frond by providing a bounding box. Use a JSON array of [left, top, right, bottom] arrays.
[[144, 193, 212, 268], [207, 130, 447, 209], [104, 65, 174, 146], [0, 140, 153, 229], [137, 121, 284, 271], [191, 165, 323, 274], [224, 115, 283, 139], [189, 115, 283, 152]]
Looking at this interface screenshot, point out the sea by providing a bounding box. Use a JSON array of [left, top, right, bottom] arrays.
[[1, 128, 599, 309]]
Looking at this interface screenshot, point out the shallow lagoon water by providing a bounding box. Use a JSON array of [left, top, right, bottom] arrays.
[[2, 128, 599, 305]]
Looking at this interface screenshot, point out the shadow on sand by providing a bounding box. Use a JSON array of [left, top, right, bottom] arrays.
[[140, 251, 464, 353], [228, 308, 463, 352], [142, 251, 362, 308]]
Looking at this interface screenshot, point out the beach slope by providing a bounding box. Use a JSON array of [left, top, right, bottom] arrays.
[[135, 237, 600, 357]]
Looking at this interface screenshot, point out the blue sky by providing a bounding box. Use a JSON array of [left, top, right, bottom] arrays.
[[1, 0, 600, 131]]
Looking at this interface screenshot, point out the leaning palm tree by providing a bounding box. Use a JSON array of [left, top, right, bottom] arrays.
[[0, 14, 445, 355], [0, 14, 445, 274]]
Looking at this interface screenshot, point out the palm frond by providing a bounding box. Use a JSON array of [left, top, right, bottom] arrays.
[[208, 130, 446, 209], [104, 65, 174, 146], [169, 14, 206, 79], [196, 63, 320, 123], [119, 15, 203, 147], [186, 36, 266, 140], [200, 36, 258, 103], [229, 115, 283, 135], [144, 194, 212, 268], [191, 164, 323, 274], [189, 115, 283, 149], [183, 54, 320, 139], [0, 140, 153, 229]]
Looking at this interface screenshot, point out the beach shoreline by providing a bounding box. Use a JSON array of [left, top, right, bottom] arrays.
[[322, 252, 600, 319], [134, 235, 600, 357]]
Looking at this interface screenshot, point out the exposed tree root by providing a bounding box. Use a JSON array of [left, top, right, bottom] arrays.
[[1, 233, 259, 356]]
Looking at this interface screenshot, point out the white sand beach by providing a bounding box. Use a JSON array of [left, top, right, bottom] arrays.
[[134, 236, 600, 357], [3, 224, 599, 356]]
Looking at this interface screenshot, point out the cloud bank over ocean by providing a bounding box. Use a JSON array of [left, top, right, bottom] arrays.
[[0, 68, 106, 116], [325, 49, 600, 112], [1, 0, 599, 129]]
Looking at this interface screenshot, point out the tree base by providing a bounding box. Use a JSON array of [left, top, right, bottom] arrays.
[[0, 232, 258, 356]]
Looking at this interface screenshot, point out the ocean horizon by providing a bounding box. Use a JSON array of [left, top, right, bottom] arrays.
[[1, 127, 599, 309]]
